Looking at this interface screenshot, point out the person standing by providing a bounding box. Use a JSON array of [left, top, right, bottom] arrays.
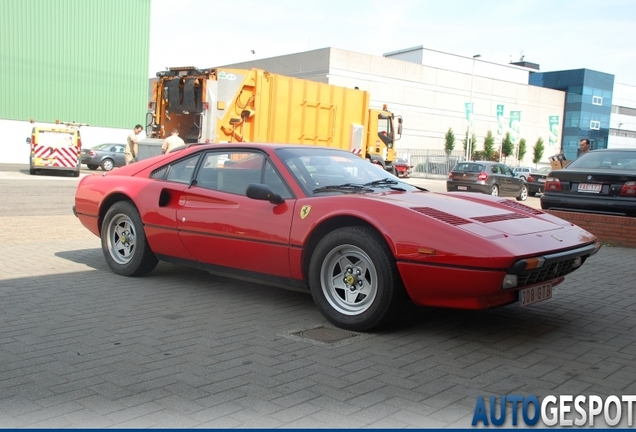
[[125, 124, 143, 165], [162, 128, 185, 154], [578, 138, 591, 157]]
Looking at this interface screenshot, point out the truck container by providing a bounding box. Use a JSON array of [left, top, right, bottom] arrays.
[[142, 67, 401, 171]]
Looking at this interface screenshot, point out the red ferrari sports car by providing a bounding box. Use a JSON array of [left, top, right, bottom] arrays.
[[74, 143, 601, 331]]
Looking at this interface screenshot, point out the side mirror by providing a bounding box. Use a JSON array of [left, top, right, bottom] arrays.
[[246, 183, 285, 205], [26, 137, 31, 144]]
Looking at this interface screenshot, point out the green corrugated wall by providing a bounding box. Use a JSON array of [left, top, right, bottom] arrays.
[[0, 0, 150, 128]]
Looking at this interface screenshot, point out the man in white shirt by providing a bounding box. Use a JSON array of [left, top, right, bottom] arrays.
[[162, 129, 185, 154]]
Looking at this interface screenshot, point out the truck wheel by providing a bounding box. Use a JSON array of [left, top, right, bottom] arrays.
[[101, 158, 114, 171], [308, 226, 405, 331], [101, 201, 158, 276], [29, 168, 36, 175], [73, 171, 80, 177]]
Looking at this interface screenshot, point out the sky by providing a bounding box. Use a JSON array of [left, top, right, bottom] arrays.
[[149, 0, 636, 86]]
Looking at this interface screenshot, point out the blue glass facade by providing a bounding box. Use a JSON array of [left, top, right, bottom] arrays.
[[529, 69, 614, 160]]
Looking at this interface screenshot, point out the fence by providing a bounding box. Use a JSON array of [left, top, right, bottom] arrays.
[[399, 149, 467, 179]]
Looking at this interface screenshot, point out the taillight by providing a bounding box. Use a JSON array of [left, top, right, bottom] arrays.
[[545, 177, 561, 191], [527, 175, 535, 182], [619, 181, 636, 196], [77, 137, 82, 152], [477, 172, 488, 181], [89, 150, 98, 156], [448, 172, 453, 179]]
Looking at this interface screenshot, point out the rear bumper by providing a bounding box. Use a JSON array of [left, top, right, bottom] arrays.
[[541, 194, 636, 217], [446, 181, 490, 194], [527, 181, 544, 194]]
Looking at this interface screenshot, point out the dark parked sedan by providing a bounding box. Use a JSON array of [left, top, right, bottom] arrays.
[[446, 161, 528, 201], [541, 149, 636, 216], [81, 143, 126, 171], [526, 166, 552, 196]]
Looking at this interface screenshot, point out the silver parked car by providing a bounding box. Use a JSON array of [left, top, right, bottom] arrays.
[[513, 166, 533, 179], [81, 143, 126, 171], [446, 161, 528, 201]]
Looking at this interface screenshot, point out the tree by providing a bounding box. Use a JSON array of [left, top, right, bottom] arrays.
[[501, 132, 514, 162], [463, 129, 478, 160], [444, 128, 455, 155], [483, 131, 495, 161], [533, 137, 545, 167], [517, 138, 527, 163]]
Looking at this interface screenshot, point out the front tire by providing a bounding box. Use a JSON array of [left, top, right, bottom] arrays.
[[101, 201, 158, 276], [516, 184, 528, 201], [308, 226, 405, 331]]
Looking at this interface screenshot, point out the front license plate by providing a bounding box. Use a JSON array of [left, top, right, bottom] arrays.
[[578, 183, 602, 193], [458, 186, 468, 190], [519, 282, 552, 307]]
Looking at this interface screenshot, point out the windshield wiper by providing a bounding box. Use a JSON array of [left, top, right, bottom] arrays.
[[313, 183, 372, 194], [364, 178, 399, 187], [363, 177, 407, 191]]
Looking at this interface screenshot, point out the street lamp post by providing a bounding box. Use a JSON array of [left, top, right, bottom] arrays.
[[466, 54, 481, 161]]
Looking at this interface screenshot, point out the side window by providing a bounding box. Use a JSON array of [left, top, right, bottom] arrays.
[[491, 165, 501, 174], [263, 160, 293, 199], [150, 153, 201, 182], [195, 151, 264, 196], [501, 165, 513, 175]]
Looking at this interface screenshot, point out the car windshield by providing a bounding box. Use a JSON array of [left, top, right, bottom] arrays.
[[276, 148, 419, 196], [566, 150, 636, 171]]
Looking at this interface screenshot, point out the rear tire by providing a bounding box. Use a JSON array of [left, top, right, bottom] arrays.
[[29, 168, 36, 175], [87, 165, 99, 170], [308, 226, 406, 331], [490, 185, 499, 196], [73, 171, 80, 177], [101, 201, 158, 276], [516, 184, 528, 201]]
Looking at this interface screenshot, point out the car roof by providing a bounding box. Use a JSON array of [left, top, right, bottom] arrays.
[[182, 142, 352, 152], [589, 148, 636, 152]]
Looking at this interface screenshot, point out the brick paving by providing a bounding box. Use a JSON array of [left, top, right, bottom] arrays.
[[1, 165, 635, 427]]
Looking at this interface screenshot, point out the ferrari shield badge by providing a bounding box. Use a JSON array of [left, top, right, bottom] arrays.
[[300, 205, 311, 219]]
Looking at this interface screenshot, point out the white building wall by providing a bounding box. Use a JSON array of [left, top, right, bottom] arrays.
[[609, 82, 636, 149], [328, 48, 565, 165]]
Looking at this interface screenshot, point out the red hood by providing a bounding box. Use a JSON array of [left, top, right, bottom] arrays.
[[372, 190, 570, 237]]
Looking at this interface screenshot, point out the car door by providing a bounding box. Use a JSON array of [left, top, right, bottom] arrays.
[[176, 150, 295, 278], [501, 164, 521, 196], [114, 145, 126, 166]]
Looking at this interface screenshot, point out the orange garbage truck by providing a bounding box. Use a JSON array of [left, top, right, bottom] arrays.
[[142, 67, 402, 172]]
